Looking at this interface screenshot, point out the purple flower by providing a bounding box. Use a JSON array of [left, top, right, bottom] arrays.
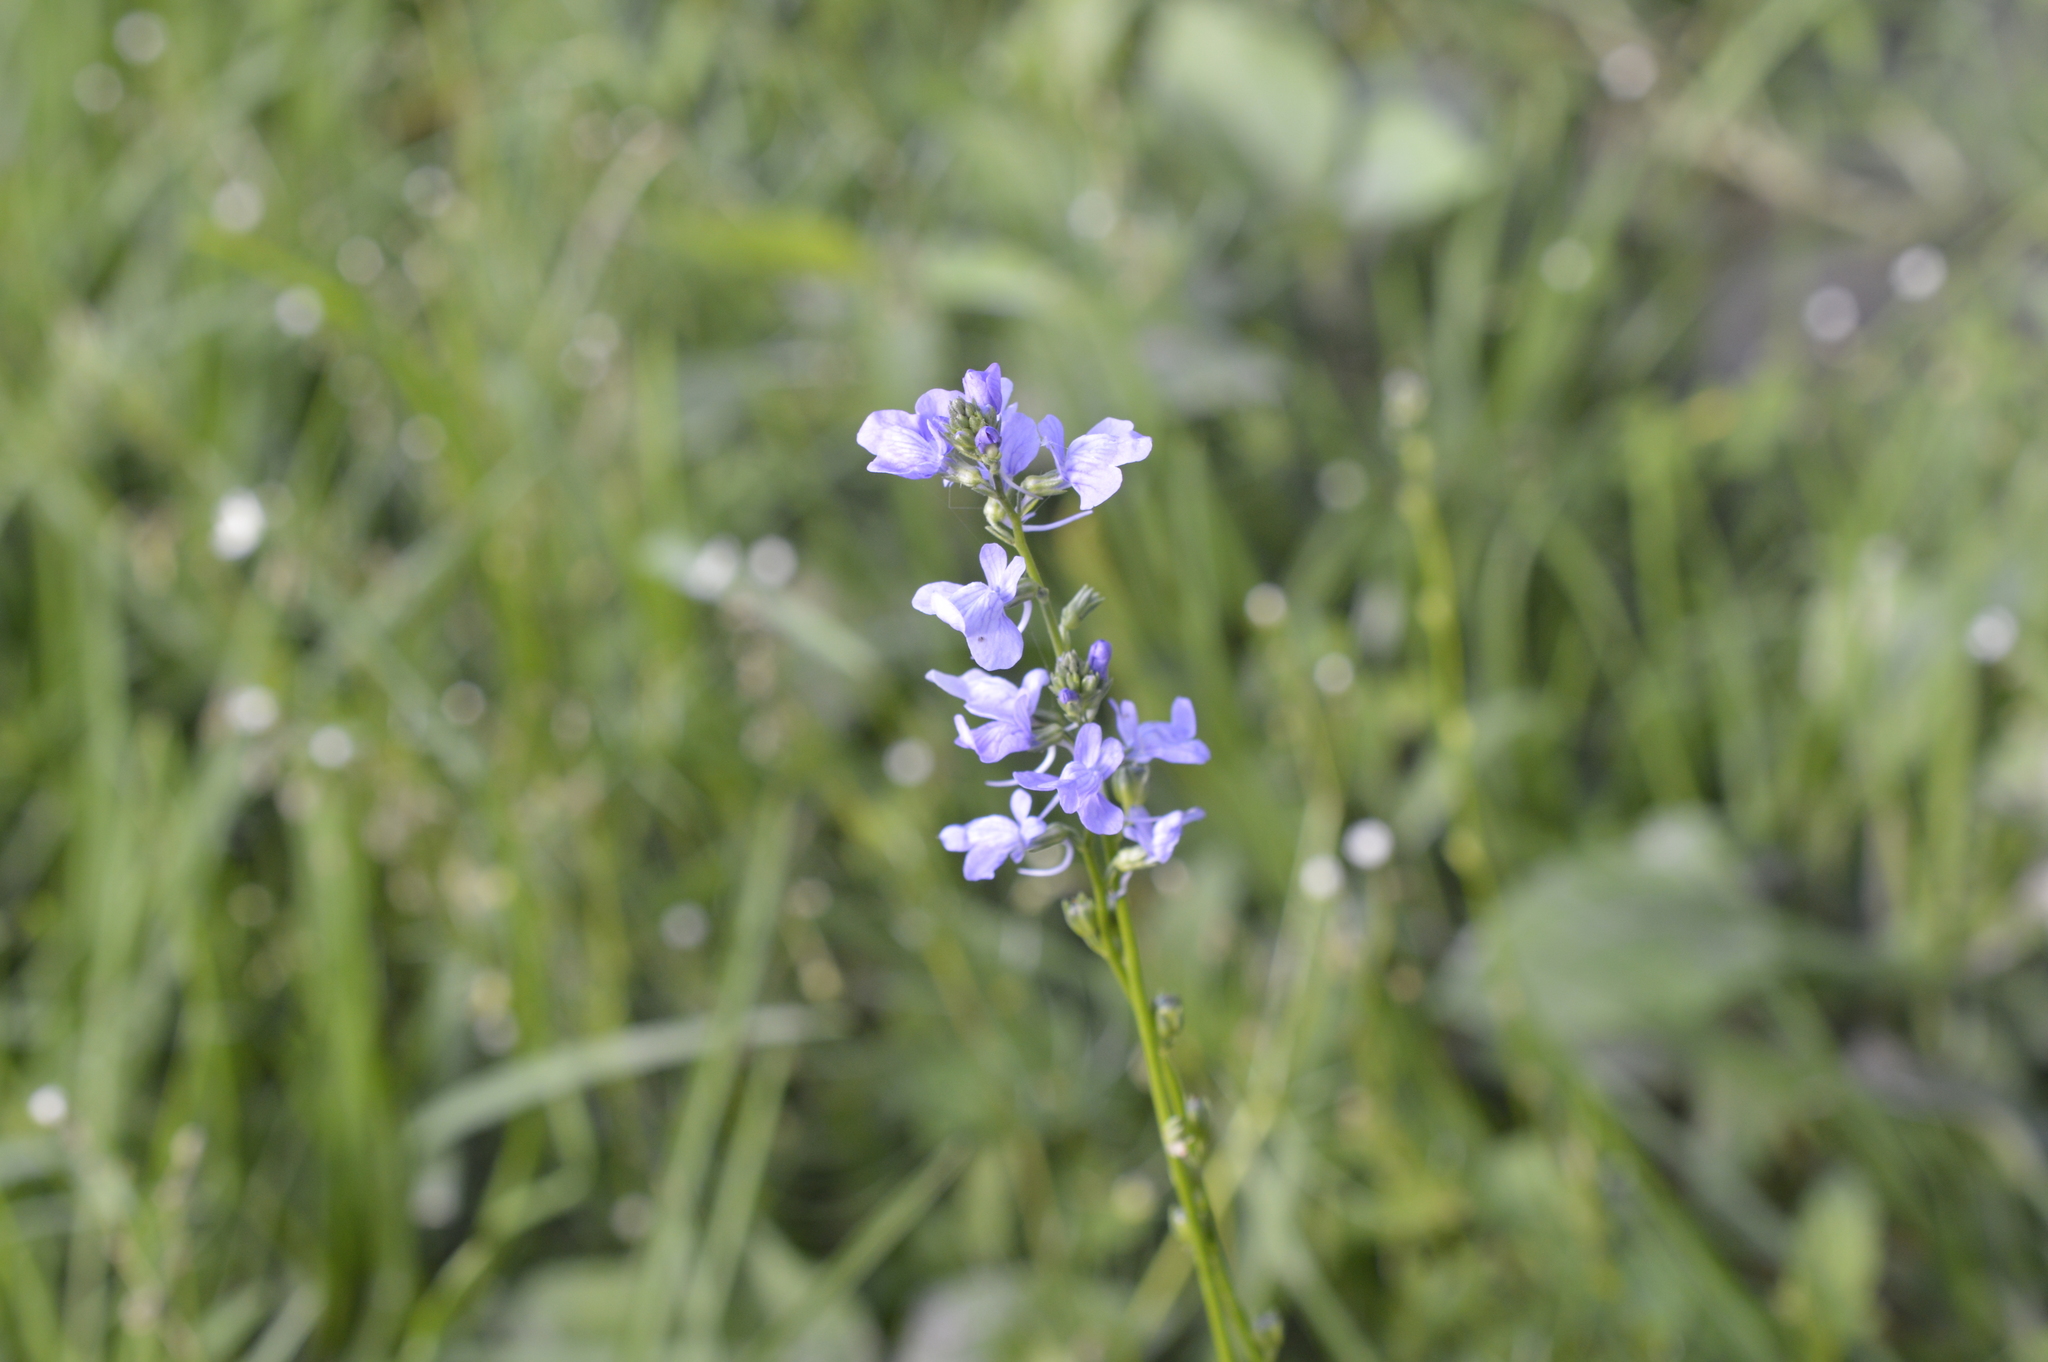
[[858, 388, 956, 479], [1086, 639, 1112, 681], [1039, 414, 1152, 510], [1014, 721, 1126, 835], [928, 666, 1048, 763], [939, 789, 1048, 881], [913, 543, 1032, 671], [1124, 805, 1205, 865], [1114, 697, 1210, 765]]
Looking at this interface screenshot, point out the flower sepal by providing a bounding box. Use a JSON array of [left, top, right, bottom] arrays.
[[1110, 842, 1153, 875]]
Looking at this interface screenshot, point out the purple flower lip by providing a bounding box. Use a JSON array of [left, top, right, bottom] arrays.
[[928, 666, 1049, 763], [912, 543, 1032, 671], [939, 788, 1048, 881], [1124, 805, 1205, 865], [1014, 721, 1126, 835], [1039, 414, 1151, 510], [857, 387, 958, 479]]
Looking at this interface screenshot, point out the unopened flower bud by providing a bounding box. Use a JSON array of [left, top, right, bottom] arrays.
[[1059, 687, 1079, 706], [1062, 895, 1105, 956], [1252, 1311, 1285, 1359], [1153, 993, 1184, 1046], [1163, 1096, 1210, 1165], [984, 495, 1008, 531], [1060, 584, 1105, 634], [1086, 639, 1112, 680]]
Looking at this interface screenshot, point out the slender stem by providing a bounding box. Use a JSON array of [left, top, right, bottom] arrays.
[[1004, 499, 1254, 1359], [1006, 499, 1070, 657], [1080, 839, 1244, 1362]]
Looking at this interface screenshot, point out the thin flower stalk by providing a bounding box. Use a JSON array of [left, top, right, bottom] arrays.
[[860, 364, 1274, 1361]]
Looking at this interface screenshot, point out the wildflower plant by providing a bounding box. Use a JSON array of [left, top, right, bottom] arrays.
[[861, 365, 1275, 1361]]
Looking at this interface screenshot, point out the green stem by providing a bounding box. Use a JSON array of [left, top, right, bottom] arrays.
[[1004, 497, 1254, 1359], [1006, 499, 1069, 657], [1080, 838, 1245, 1362]]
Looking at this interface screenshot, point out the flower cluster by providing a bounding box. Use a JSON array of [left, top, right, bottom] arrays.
[[860, 363, 1207, 882]]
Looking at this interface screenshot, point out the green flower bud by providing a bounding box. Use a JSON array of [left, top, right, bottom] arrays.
[[1111, 762, 1147, 811], [1060, 584, 1105, 633], [1061, 894, 1105, 956], [1163, 1095, 1209, 1166], [1153, 993, 1184, 1046], [1253, 1310, 1285, 1359]]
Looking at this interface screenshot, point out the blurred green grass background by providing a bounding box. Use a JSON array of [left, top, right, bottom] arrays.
[[7, 0, 2048, 1358]]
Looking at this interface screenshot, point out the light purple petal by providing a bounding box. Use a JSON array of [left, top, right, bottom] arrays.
[[1072, 722, 1102, 766], [1008, 789, 1035, 822], [961, 841, 1008, 880], [927, 667, 1026, 716], [1060, 436, 1126, 507], [1122, 805, 1203, 862], [939, 824, 970, 853], [1038, 414, 1065, 462], [914, 388, 958, 425], [999, 409, 1040, 480], [1013, 769, 1059, 792], [926, 667, 990, 705], [1077, 789, 1125, 836], [912, 581, 969, 631], [1114, 699, 1140, 748], [963, 364, 1005, 412], [954, 589, 1024, 670], [858, 410, 947, 479], [960, 715, 1036, 763], [1085, 417, 1151, 465], [977, 542, 1013, 592]]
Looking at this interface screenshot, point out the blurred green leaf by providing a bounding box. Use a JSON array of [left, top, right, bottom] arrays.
[[407, 1005, 838, 1156], [1336, 96, 1493, 229], [1144, 0, 1343, 196], [1773, 1167, 1884, 1356], [1441, 812, 1783, 1043]]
